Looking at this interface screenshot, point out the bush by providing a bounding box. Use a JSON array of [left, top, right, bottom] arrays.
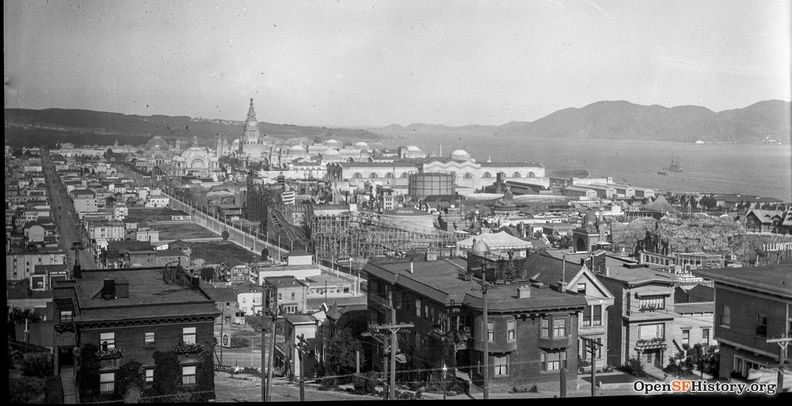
[[45, 376, 64, 404], [625, 358, 648, 378], [353, 373, 378, 395], [78, 344, 101, 401], [22, 353, 53, 377], [153, 351, 180, 396], [320, 377, 338, 391], [116, 360, 144, 397], [10, 376, 45, 403]]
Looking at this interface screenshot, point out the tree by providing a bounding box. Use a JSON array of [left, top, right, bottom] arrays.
[[78, 344, 101, 401], [245, 315, 269, 333], [221, 230, 229, 241], [116, 360, 144, 397], [325, 328, 364, 376], [152, 351, 180, 397], [261, 248, 269, 261]]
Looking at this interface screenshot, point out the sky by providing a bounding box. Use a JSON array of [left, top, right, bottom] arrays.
[[4, 0, 791, 127]]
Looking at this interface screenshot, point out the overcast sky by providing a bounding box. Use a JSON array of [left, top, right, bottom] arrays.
[[4, 0, 790, 127]]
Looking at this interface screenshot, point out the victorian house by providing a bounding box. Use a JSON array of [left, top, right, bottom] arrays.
[[525, 250, 615, 371], [594, 258, 676, 369]]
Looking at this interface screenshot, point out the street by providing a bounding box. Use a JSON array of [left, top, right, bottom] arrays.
[[213, 372, 381, 402], [41, 150, 97, 270], [216, 348, 265, 370]]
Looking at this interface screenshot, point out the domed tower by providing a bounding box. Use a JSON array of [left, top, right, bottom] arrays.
[[450, 149, 471, 162]]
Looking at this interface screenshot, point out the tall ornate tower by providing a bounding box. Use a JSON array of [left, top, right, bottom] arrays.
[[240, 98, 260, 151], [216, 133, 224, 158]]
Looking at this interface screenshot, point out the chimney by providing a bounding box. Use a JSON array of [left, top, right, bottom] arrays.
[[517, 285, 531, 298], [557, 281, 567, 293], [72, 263, 82, 279], [562, 255, 566, 282], [191, 276, 200, 289], [409, 259, 414, 274], [102, 279, 116, 300], [115, 280, 129, 298]]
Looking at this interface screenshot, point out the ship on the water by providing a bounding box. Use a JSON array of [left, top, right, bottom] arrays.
[[658, 155, 683, 175]]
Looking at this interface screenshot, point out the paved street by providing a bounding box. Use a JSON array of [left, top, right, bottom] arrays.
[[41, 150, 97, 269]]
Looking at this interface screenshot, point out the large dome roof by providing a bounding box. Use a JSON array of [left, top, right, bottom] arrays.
[[323, 148, 340, 156], [146, 136, 170, 151], [289, 144, 306, 153], [406, 145, 421, 152], [354, 141, 370, 150], [325, 139, 340, 146], [451, 149, 471, 161]]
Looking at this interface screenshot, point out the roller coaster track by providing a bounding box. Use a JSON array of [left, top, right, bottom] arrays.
[[309, 210, 463, 259], [268, 206, 310, 245]]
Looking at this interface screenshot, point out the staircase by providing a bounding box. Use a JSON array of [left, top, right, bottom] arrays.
[[454, 370, 478, 400], [60, 367, 77, 404]]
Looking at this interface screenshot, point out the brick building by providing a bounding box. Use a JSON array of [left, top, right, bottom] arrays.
[[52, 266, 220, 402], [364, 253, 587, 391], [694, 265, 791, 379]]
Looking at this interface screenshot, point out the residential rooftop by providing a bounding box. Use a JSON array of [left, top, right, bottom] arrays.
[[365, 257, 587, 314], [550, 250, 675, 286], [69, 267, 219, 322], [693, 265, 792, 299]]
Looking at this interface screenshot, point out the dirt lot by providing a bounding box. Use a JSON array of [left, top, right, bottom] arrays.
[[187, 240, 262, 266], [213, 372, 380, 402], [155, 222, 218, 240], [125, 207, 188, 223]]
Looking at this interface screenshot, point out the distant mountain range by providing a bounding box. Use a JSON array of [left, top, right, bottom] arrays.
[[4, 99, 790, 148], [370, 100, 791, 144], [3, 108, 385, 147]]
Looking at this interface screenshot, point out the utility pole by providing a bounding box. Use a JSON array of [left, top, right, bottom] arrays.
[[296, 334, 310, 402], [219, 308, 225, 367], [363, 319, 414, 401], [262, 285, 279, 402], [474, 273, 491, 400], [581, 336, 604, 396], [767, 336, 791, 393], [389, 289, 397, 400]]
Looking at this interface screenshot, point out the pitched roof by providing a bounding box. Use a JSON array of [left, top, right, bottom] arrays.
[[642, 196, 677, 213], [523, 250, 586, 285], [457, 231, 532, 251], [693, 265, 792, 299], [365, 257, 587, 313], [200, 285, 238, 302], [747, 209, 784, 224]]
